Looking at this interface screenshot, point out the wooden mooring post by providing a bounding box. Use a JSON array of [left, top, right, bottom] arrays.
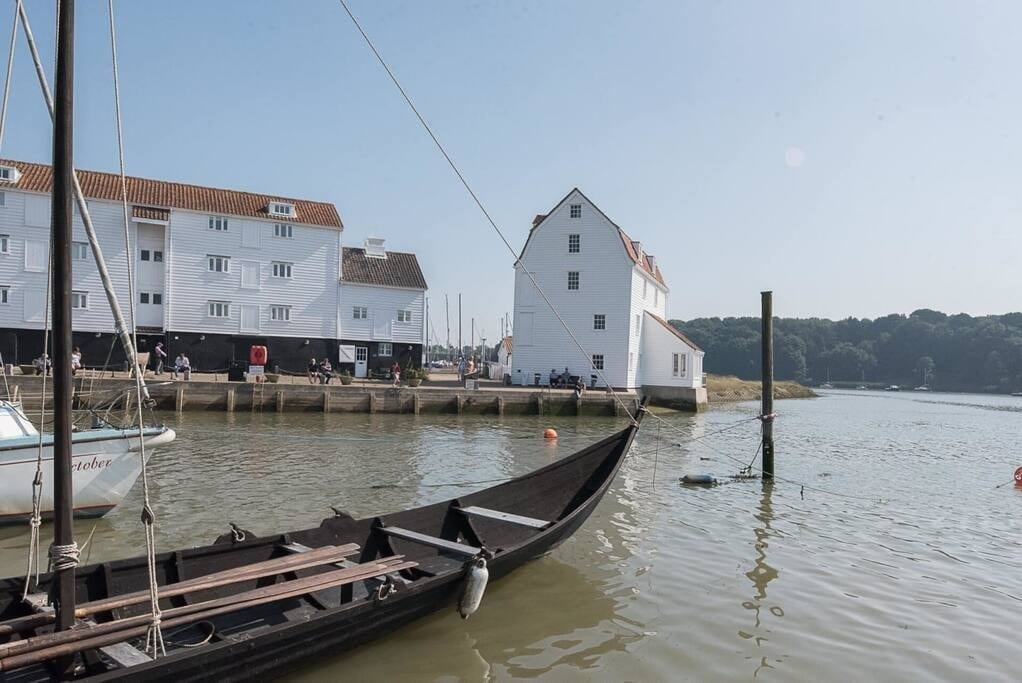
[[761, 291, 775, 479]]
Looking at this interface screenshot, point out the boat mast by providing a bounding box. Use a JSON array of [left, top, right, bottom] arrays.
[[50, 0, 77, 648]]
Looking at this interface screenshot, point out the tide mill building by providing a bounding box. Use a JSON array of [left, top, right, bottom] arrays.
[[0, 159, 427, 373], [511, 189, 706, 409]]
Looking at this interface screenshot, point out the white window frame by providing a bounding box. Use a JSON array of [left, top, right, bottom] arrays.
[[152, 292, 163, 305], [208, 215, 229, 231], [568, 233, 580, 253], [567, 271, 579, 291], [271, 261, 293, 278], [353, 306, 368, 320], [593, 313, 606, 330], [268, 202, 295, 218], [0, 285, 8, 304], [0, 166, 19, 182], [654, 288, 659, 306], [643, 279, 648, 299], [0, 234, 8, 254], [569, 203, 582, 219], [378, 342, 393, 356], [634, 314, 640, 336], [397, 309, 412, 323], [139, 292, 149, 304], [207, 254, 231, 273], [270, 305, 291, 322], [72, 241, 89, 261], [207, 300, 231, 318], [71, 291, 88, 310], [153, 250, 164, 263], [628, 352, 634, 372], [673, 352, 686, 377], [591, 354, 604, 370], [273, 223, 293, 239], [0, 191, 5, 207]]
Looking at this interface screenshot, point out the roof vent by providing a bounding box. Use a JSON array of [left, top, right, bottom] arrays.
[[0, 165, 21, 184], [364, 237, 387, 259]]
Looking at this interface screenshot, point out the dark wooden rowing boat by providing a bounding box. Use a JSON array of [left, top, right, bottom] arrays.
[[0, 408, 645, 680]]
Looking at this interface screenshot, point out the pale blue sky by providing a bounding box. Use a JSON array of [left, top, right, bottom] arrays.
[[3, 1, 1019, 345]]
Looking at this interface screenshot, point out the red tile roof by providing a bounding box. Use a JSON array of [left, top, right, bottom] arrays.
[[0, 158, 342, 228], [646, 312, 702, 351], [501, 336, 512, 353], [617, 228, 665, 286], [342, 247, 427, 289]]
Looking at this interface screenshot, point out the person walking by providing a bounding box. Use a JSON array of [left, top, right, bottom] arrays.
[[390, 361, 401, 387], [457, 356, 466, 382], [70, 347, 82, 376], [154, 342, 168, 375]]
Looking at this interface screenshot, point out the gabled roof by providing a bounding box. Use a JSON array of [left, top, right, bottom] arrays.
[[0, 158, 342, 228], [520, 188, 666, 286], [342, 247, 427, 290], [646, 312, 702, 352]]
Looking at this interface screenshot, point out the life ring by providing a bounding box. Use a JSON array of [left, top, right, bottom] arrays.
[[1014, 466, 1022, 486], [249, 345, 268, 366]]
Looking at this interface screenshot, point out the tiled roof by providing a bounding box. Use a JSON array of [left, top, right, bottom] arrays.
[[646, 312, 702, 352], [617, 228, 666, 286], [502, 336, 512, 352], [0, 158, 342, 228], [342, 247, 427, 290], [132, 206, 169, 222]]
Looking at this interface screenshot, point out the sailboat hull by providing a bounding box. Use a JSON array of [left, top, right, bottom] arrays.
[[0, 427, 175, 522]]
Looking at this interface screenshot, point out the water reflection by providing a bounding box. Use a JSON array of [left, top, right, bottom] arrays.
[[741, 481, 783, 678]]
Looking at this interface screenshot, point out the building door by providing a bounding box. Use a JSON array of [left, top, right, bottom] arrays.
[[355, 346, 368, 378], [135, 225, 165, 328]]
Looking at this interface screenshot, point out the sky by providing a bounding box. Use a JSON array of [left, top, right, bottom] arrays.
[[2, 0, 1020, 346]]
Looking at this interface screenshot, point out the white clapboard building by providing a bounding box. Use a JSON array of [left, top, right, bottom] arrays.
[[511, 189, 705, 406], [0, 158, 426, 373]]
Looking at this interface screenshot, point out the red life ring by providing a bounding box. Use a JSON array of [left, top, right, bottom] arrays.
[[1014, 466, 1022, 486], [249, 345, 268, 366]]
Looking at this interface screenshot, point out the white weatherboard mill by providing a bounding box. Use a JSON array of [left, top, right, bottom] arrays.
[[512, 189, 705, 405]]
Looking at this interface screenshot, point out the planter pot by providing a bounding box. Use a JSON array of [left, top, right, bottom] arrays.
[[339, 376, 353, 385], [19, 365, 36, 375], [265, 374, 280, 383], [408, 378, 422, 387]]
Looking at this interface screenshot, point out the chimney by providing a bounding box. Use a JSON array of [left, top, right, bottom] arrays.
[[630, 240, 643, 260], [364, 237, 386, 259]]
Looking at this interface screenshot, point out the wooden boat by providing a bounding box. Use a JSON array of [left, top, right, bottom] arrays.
[[0, 409, 645, 680]]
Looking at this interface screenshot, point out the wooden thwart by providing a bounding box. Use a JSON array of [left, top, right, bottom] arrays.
[[379, 526, 480, 556], [455, 505, 550, 529]]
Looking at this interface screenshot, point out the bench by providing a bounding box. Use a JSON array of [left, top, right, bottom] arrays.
[[454, 506, 551, 530], [378, 526, 480, 557]]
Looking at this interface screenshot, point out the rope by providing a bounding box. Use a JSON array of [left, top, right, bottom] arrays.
[[336, 0, 638, 423], [107, 0, 164, 657], [0, 0, 18, 153], [47, 542, 80, 572], [651, 420, 661, 487]]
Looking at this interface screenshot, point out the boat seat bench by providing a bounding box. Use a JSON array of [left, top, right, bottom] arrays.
[[280, 541, 412, 586], [378, 526, 481, 557], [454, 506, 550, 530]]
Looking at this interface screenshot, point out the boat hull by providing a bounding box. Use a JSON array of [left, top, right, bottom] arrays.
[[0, 427, 176, 522]]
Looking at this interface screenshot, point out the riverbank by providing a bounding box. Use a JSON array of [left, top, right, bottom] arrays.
[[706, 374, 816, 402]]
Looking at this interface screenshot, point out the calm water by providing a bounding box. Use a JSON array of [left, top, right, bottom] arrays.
[[1, 391, 1019, 681]]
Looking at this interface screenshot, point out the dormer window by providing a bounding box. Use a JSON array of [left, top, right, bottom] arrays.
[[0, 165, 20, 183], [267, 201, 295, 218]]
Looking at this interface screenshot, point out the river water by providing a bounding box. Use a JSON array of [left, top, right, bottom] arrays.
[[1, 391, 1019, 681]]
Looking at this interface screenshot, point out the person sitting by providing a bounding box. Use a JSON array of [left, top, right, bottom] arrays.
[[559, 367, 571, 388], [307, 358, 319, 384], [549, 368, 559, 387], [70, 347, 82, 376], [574, 375, 586, 399], [173, 353, 191, 380], [34, 354, 51, 376], [318, 359, 334, 384]]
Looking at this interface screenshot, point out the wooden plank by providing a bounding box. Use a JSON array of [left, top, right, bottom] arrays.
[[379, 526, 480, 556], [455, 505, 550, 529]]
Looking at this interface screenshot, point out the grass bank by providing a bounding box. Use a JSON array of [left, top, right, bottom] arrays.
[[707, 375, 816, 403]]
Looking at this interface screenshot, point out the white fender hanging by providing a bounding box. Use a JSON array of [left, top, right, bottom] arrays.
[[458, 557, 489, 619]]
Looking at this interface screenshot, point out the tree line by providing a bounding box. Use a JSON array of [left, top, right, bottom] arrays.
[[672, 310, 1022, 393]]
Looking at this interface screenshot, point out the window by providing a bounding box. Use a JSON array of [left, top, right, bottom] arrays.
[[140, 250, 150, 261], [591, 354, 604, 370], [0, 165, 19, 182], [397, 309, 412, 323], [0, 286, 7, 304], [153, 251, 163, 262], [208, 301, 231, 318], [654, 289, 659, 306], [643, 279, 647, 299], [567, 271, 579, 291], [353, 306, 368, 320], [629, 352, 634, 372], [273, 223, 293, 239], [71, 291, 88, 309], [73, 241, 89, 260], [208, 255, 230, 273], [378, 342, 392, 356], [208, 215, 229, 231], [0, 234, 8, 254], [673, 353, 687, 377], [593, 314, 606, 330], [139, 292, 149, 304], [635, 314, 640, 336], [270, 305, 291, 322], [0, 191, 5, 207], [569, 203, 581, 219], [271, 261, 292, 278], [153, 293, 162, 305], [568, 233, 580, 253], [267, 202, 295, 218]]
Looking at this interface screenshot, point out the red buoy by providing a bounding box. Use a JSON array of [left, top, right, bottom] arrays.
[[1014, 466, 1022, 487], [544, 428, 557, 440]]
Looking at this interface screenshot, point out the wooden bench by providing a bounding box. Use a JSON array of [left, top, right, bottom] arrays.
[[454, 505, 550, 530], [378, 526, 480, 557]]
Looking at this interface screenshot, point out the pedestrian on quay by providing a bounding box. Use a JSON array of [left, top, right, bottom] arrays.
[[70, 347, 82, 376], [319, 358, 334, 385], [391, 360, 401, 387], [154, 342, 168, 375], [307, 358, 319, 384], [174, 353, 191, 381], [457, 356, 466, 382]]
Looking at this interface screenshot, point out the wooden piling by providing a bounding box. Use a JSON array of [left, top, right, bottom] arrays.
[[323, 390, 331, 413], [175, 387, 184, 413], [761, 291, 775, 479], [226, 388, 235, 413], [368, 392, 377, 414], [275, 391, 284, 412], [575, 397, 582, 416], [413, 394, 420, 415], [456, 395, 464, 414], [497, 395, 504, 417], [536, 393, 544, 416]]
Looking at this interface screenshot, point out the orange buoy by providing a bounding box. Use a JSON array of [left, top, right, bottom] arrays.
[[544, 428, 558, 440]]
